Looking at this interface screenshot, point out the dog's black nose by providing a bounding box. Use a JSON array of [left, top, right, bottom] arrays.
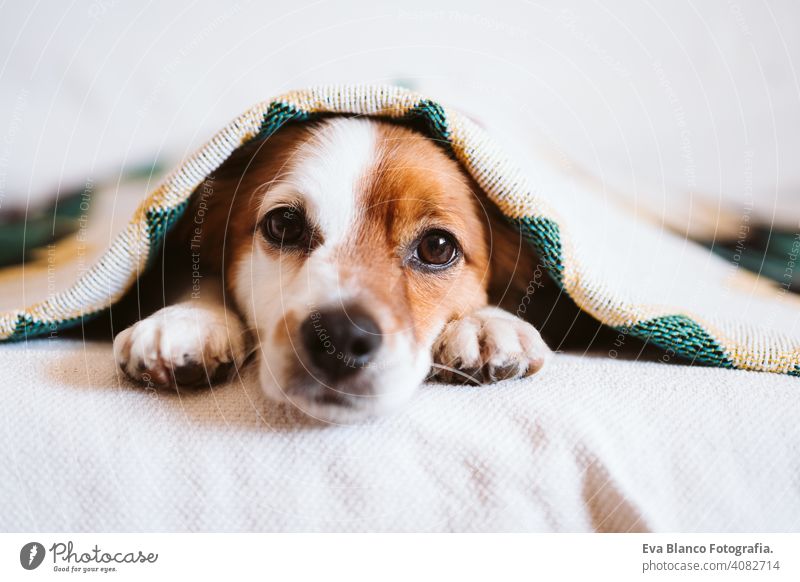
[[300, 305, 382, 380]]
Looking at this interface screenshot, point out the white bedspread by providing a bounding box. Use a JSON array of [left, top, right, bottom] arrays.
[[1, 340, 797, 532]]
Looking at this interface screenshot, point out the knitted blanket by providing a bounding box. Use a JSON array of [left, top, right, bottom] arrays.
[[2, 85, 799, 376]]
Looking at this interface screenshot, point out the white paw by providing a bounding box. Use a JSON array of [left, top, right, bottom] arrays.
[[431, 307, 551, 384], [113, 303, 247, 388]]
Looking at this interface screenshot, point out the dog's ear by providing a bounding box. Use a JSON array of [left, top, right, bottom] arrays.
[[478, 187, 540, 314], [170, 124, 314, 278], [478, 184, 622, 351]]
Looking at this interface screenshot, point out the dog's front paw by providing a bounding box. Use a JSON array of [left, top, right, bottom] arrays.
[[113, 304, 247, 388], [431, 307, 551, 384]]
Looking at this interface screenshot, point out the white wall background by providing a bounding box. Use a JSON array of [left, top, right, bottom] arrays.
[[1, 0, 798, 226]]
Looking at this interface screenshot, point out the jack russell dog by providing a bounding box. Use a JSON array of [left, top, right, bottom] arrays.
[[113, 118, 554, 422]]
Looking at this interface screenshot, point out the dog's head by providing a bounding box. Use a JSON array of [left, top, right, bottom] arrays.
[[212, 118, 500, 421]]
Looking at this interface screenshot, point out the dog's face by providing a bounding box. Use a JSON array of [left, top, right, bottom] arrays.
[[223, 119, 492, 421]]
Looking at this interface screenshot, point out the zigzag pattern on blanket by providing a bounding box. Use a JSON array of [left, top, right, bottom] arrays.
[[1, 85, 797, 376]]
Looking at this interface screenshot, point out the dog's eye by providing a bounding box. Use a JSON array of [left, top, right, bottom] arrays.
[[261, 207, 307, 246], [414, 230, 459, 267]]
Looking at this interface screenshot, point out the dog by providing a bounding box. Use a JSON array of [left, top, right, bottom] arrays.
[[113, 117, 553, 422]]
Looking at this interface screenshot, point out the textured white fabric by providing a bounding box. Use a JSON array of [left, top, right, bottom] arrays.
[[1, 176, 798, 533], [0, 339, 797, 532]]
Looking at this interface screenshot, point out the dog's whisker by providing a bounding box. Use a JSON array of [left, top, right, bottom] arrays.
[[428, 363, 481, 384], [239, 331, 264, 360]]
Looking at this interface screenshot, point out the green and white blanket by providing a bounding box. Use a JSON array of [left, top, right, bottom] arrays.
[[2, 85, 798, 376]]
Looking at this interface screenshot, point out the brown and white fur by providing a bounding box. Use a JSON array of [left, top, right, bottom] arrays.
[[113, 118, 552, 422]]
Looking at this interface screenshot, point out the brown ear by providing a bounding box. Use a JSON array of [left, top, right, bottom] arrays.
[[171, 123, 314, 282], [478, 189, 540, 314], [479, 187, 624, 351]]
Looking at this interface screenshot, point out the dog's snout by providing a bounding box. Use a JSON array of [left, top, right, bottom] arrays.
[[300, 305, 382, 380]]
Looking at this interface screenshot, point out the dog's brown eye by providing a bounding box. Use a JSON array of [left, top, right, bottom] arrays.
[[415, 230, 458, 267], [261, 207, 306, 246]]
